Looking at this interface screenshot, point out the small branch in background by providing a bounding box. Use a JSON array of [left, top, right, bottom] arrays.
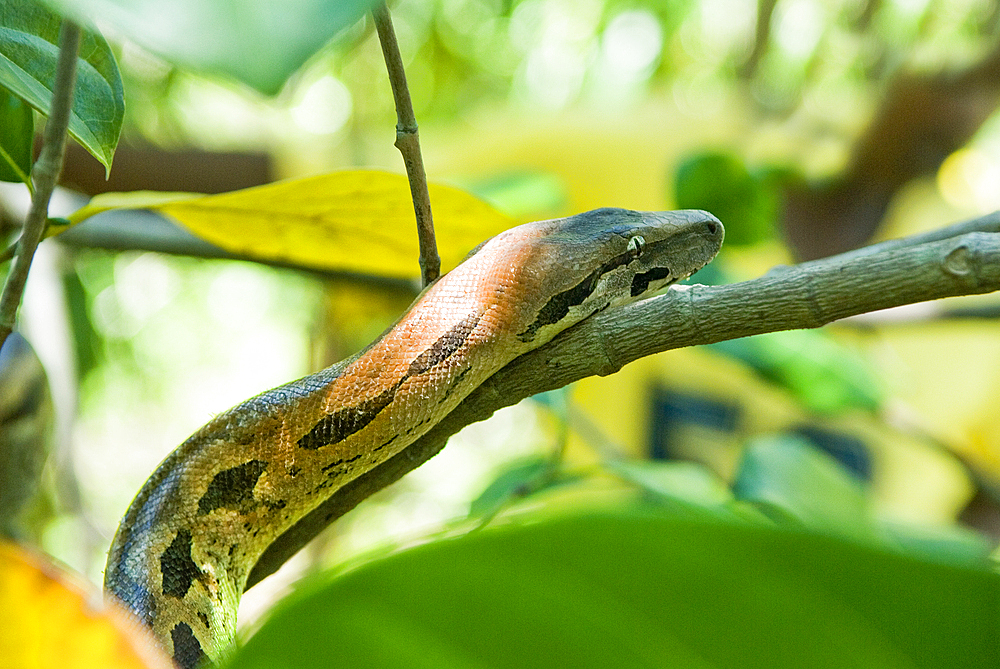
[[372, 0, 440, 287], [0, 21, 81, 351]]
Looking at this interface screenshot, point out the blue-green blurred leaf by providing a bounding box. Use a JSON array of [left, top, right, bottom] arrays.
[[881, 522, 994, 568], [46, 0, 380, 95], [0, 87, 33, 184], [607, 459, 733, 511], [710, 330, 883, 413], [733, 435, 875, 541], [228, 509, 1000, 669], [0, 0, 124, 174]]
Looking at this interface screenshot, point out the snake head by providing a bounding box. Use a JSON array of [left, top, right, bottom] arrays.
[[495, 207, 724, 345]]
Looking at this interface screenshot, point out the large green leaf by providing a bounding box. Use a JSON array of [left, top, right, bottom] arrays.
[[46, 0, 379, 95], [0, 87, 33, 184], [0, 0, 124, 174], [228, 510, 1000, 669]]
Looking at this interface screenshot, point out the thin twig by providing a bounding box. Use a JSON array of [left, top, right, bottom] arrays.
[[246, 214, 1000, 588], [0, 239, 17, 264], [372, 1, 440, 287], [0, 21, 80, 350]]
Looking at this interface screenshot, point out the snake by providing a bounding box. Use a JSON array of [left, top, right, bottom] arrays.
[[103, 207, 723, 668]]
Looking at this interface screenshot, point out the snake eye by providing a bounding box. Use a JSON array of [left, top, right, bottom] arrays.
[[627, 235, 646, 259]]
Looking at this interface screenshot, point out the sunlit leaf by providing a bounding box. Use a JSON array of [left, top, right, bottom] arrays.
[[227, 509, 1000, 669], [0, 87, 33, 184], [0, 0, 124, 174], [46, 0, 379, 95], [68, 171, 516, 278], [0, 541, 171, 669]]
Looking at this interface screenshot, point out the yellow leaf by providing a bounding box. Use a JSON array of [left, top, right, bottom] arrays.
[[64, 191, 200, 228], [67, 171, 515, 278], [0, 541, 171, 669]]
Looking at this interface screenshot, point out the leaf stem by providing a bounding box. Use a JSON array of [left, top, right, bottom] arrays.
[[0, 20, 80, 351], [372, 1, 440, 287]]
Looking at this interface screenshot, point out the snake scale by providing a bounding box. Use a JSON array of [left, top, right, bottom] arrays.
[[104, 207, 723, 667]]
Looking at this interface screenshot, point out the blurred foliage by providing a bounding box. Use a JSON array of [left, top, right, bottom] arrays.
[[44, 0, 380, 95], [674, 152, 783, 246], [2, 0, 1000, 665]]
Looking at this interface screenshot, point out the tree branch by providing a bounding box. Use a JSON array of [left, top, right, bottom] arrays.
[[372, 0, 440, 287], [0, 21, 80, 351], [245, 211, 1000, 589]]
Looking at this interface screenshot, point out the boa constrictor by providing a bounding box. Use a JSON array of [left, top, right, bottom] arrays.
[[104, 207, 724, 667]]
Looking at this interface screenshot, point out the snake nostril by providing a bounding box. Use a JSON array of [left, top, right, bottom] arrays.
[[705, 221, 719, 235]]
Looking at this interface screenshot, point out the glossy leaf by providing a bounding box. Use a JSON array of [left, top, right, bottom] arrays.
[[67, 171, 516, 277], [227, 509, 1000, 669], [0, 87, 33, 184], [0, 0, 124, 174], [46, 0, 379, 95], [0, 541, 171, 669]]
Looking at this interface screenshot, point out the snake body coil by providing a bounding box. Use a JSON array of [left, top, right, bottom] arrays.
[[104, 208, 723, 667]]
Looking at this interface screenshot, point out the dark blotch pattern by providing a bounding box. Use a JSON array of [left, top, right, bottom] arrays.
[[517, 240, 656, 343], [160, 530, 201, 599], [518, 270, 600, 342], [297, 382, 401, 449], [630, 266, 673, 297], [407, 313, 481, 376], [197, 460, 267, 515], [171, 622, 204, 669], [298, 312, 483, 450]]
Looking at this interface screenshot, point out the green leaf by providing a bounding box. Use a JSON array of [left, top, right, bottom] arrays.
[[733, 435, 875, 541], [46, 0, 380, 95], [674, 152, 780, 247], [0, 87, 33, 184], [227, 509, 1000, 669], [0, 0, 124, 174]]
